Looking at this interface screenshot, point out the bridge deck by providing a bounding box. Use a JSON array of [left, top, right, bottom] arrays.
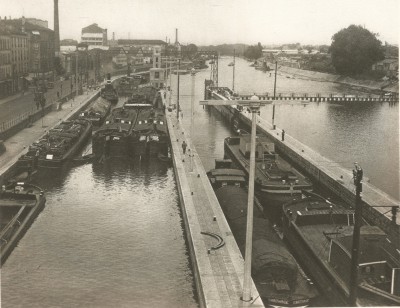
[[163, 91, 264, 308]]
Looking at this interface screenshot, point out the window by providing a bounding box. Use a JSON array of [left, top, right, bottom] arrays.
[[155, 72, 159, 79]]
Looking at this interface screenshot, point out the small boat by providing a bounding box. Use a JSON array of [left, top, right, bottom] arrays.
[[72, 153, 95, 164], [212, 183, 318, 307], [224, 135, 313, 209], [0, 182, 46, 265], [282, 192, 400, 306]]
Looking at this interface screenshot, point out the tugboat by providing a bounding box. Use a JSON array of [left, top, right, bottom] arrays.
[[100, 73, 118, 104], [224, 135, 313, 209], [78, 97, 111, 126], [0, 182, 46, 265], [282, 191, 400, 306], [18, 119, 92, 169], [207, 164, 318, 307]]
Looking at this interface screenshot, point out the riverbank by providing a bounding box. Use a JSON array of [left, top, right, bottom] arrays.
[[275, 65, 398, 94]]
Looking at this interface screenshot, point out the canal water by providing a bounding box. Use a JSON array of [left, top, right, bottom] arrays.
[[1, 156, 198, 305], [2, 56, 398, 308]]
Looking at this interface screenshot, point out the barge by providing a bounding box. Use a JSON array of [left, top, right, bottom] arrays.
[[92, 107, 138, 159], [126, 87, 169, 158], [224, 135, 312, 209], [0, 182, 46, 265], [78, 97, 111, 126], [282, 192, 400, 306], [100, 74, 118, 104], [212, 182, 318, 307], [18, 119, 92, 169]]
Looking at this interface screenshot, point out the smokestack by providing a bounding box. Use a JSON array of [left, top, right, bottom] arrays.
[[175, 28, 178, 44], [54, 0, 60, 53], [112, 32, 115, 41]]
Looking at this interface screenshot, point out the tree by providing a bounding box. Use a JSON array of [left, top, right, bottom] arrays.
[[244, 43, 263, 60], [330, 25, 384, 75]]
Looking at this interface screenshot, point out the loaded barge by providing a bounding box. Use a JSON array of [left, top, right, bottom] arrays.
[[17, 119, 92, 169], [282, 192, 400, 306], [93, 86, 169, 160]]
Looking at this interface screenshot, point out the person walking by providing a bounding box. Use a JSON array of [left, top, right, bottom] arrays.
[[182, 141, 187, 155], [281, 129, 285, 141]]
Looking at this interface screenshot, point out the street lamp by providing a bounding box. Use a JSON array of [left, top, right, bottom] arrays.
[[190, 68, 196, 172], [200, 95, 271, 302]]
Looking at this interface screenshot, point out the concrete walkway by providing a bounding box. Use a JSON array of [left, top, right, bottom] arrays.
[[164, 91, 264, 308], [0, 89, 99, 184]]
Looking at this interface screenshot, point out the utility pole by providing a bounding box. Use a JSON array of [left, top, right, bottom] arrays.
[[190, 68, 196, 172], [75, 49, 78, 97], [177, 58, 181, 120], [233, 49, 235, 91], [272, 61, 278, 129], [349, 162, 363, 306]]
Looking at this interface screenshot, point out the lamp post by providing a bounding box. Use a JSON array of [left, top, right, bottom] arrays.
[[200, 95, 270, 301], [272, 61, 278, 129], [75, 48, 78, 97], [190, 68, 196, 172], [232, 49, 236, 91], [177, 58, 181, 120]]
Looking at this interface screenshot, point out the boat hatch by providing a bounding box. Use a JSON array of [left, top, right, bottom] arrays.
[[273, 280, 290, 292]]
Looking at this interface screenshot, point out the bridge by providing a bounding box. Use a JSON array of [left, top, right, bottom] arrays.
[[209, 87, 399, 103]]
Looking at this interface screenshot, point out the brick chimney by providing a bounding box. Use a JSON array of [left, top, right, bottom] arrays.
[[54, 0, 60, 53]]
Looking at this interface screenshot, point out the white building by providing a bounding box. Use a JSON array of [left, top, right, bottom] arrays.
[[149, 46, 166, 88], [81, 23, 107, 48]]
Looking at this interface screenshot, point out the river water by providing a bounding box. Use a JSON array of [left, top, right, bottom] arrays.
[[174, 56, 399, 201], [1, 56, 398, 308]]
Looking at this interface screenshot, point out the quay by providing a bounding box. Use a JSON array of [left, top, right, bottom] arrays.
[[163, 90, 264, 307], [207, 88, 400, 245]]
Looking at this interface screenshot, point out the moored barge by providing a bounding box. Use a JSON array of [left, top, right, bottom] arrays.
[[126, 87, 169, 158], [100, 74, 118, 104], [92, 107, 138, 159], [224, 135, 313, 209], [0, 182, 46, 265], [18, 119, 92, 169], [78, 97, 111, 126], [213, 184, 318, 307], [282, 192, 400, 306]]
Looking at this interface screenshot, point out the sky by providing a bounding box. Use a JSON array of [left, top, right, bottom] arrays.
[[1, 0, 398, 46]]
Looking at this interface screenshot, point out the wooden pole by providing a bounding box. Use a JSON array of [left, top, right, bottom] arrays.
[[272, 61, 278, 128]]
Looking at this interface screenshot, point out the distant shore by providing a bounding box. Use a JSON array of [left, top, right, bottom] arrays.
[[274, 65, 399, 94]]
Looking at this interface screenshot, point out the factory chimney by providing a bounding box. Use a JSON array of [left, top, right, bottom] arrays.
[[54, 0, 60, 53]]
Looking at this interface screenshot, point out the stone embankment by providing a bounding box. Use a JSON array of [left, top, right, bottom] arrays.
[[275, 65, 398, 94]]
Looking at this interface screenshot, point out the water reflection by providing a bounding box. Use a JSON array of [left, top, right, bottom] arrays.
[[2, 149, 198, 308]]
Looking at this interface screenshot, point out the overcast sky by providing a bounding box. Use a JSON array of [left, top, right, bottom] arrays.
[[1, 0, 398, 46]]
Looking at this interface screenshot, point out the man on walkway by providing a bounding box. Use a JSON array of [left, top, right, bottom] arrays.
[[182, 141, 187, 155], [282, 129, 285, 141]]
